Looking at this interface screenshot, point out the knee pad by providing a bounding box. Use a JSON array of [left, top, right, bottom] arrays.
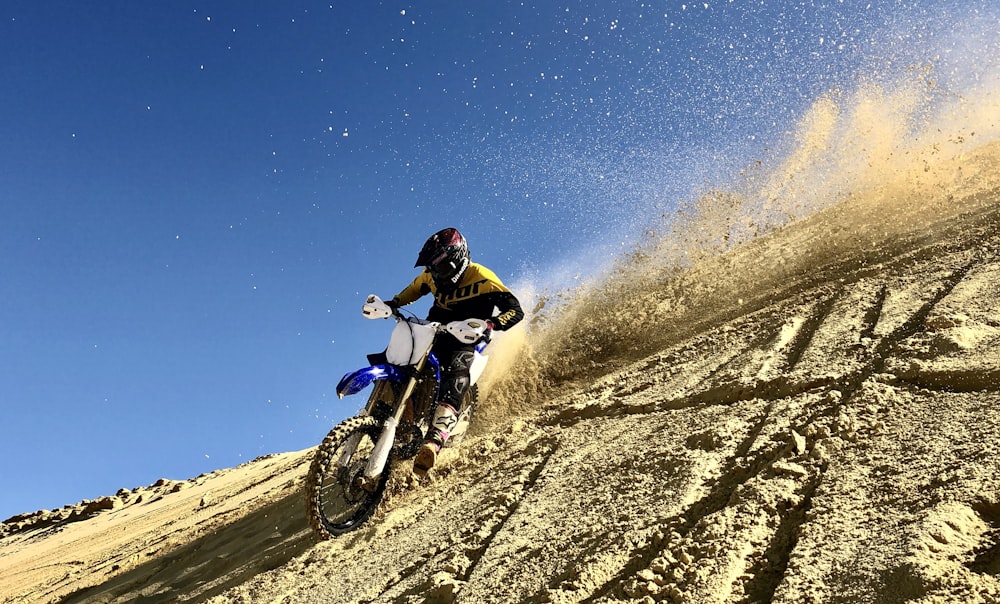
[[440, 350, 474, 408]]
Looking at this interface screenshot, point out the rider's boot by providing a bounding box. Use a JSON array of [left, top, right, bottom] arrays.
[[414, 403, 458, 476]]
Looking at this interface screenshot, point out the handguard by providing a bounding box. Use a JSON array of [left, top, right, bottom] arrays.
[[446, 319, 490, 344], [362, 294, 393, 319]]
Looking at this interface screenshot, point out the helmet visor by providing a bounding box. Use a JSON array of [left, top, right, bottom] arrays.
[[428, 253, 459, 280]]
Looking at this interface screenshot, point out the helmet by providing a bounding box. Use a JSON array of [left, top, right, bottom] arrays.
[[415, 227, 470, 288]]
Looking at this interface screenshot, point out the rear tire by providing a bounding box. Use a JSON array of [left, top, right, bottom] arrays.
[[305, 415, 391, 539]]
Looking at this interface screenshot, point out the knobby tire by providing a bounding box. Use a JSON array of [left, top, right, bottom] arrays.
[[305, 415, 391, 539]]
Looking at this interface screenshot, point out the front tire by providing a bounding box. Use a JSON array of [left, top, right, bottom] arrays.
[[305, 415, 391, 539]]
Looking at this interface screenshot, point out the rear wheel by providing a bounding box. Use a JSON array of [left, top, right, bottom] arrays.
[[305, 415, 391, 539]]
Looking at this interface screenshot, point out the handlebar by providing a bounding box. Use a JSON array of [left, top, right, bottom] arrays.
[[361, 294, 490, 344]]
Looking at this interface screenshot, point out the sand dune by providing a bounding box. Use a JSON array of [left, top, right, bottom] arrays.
[[3, 102, 1000, 604]]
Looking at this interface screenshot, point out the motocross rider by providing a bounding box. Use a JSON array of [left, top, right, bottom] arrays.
[[386, 227, 523, 475]]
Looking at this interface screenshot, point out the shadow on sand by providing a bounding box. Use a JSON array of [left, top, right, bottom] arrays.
[[60, 489, 315, 603]]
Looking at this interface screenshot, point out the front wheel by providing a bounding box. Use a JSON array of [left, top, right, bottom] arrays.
[[305, 415, 391, 539]]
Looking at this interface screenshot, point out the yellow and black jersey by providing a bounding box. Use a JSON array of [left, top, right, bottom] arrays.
[[392, 262, 524, 331]]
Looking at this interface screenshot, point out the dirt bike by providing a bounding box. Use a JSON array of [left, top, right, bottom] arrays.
[[305, 294, 491, 539]]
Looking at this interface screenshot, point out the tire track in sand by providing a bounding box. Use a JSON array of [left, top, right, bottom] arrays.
[[568, 258, 977, 603]]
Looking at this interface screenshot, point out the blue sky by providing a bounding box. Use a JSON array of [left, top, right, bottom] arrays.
[[1, 1, 996, 519]]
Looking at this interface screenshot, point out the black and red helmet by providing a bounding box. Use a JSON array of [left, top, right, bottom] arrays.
[[415, 227, 470, 287]]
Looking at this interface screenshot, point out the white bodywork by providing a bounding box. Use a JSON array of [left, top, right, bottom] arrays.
[[363, 294, 490, 386]]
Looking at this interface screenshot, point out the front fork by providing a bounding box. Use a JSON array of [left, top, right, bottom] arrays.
[[362, 357, 426, 479]]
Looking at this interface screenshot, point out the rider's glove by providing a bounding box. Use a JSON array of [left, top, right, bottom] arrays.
[[385, 298, 400, 311], [483, 320, 494, 342]]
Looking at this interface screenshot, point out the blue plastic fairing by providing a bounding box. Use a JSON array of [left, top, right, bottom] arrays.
[[427, 352, 441, 383], [425, 352, 442, 403], [336, 364, 405, 398]]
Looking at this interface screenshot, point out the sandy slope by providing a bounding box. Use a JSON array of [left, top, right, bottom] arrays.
[[3, 154, 1000, 602], [205, 184, 1000, 604], [0, 451, 313, 603]]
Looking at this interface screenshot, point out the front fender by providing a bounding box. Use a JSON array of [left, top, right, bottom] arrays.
[[336, 364, 406, 398]]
